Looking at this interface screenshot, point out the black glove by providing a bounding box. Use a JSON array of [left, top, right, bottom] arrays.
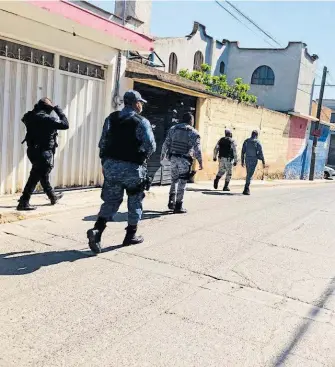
[[53, 105, 63, 115]]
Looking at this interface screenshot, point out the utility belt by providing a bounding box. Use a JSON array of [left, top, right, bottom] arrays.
[[170, 153, 193, 165], [170, 154, 196, 181], [218, 156, 233, 161], [126, 163, 153, 196]]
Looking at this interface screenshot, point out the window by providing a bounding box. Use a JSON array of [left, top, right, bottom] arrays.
[[0, 38, 54, 67], [251, 65, 275, 85], [331, 112, 335, 124], [193, 51, 204, 71], [219, 61, 225, 74], [59, 56, 105, 80], [168, 52, 178, 74]]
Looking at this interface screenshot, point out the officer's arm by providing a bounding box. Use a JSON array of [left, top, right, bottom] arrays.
[[194, 136, 203, 169], [161, 129, 172, 161], [241, 140, 246, 165], [98, 117, 110, 165], [137, 118, 156, 158], [213, 141, 220, 160], [257, 142, 265, 164], [232, 140, 238, 162], [49, 106, 69, 130]]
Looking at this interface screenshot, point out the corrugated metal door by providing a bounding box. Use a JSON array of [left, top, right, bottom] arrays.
[[52, 71, 105, 189], [134, 82, 197, 185], [0, 56, 54, 195], [0, 38, 107, 195]]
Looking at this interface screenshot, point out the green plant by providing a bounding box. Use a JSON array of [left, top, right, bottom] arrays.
[[178, 64, 257, 104]]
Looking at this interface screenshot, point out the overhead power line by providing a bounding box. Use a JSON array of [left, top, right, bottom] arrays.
[[224, 0, 282, 48]]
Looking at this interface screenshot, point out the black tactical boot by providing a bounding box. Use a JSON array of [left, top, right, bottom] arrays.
[[243, 185, 250, 195], [213, 176, 220, 190], [223, 182, 230, 192], [87, 217, 107, 254], [123, 225, 144, 246], [16, 199, 36, 211], [174, 202, 187, 214], [48, 192, 63, 205], [168, 194, 175, 210]]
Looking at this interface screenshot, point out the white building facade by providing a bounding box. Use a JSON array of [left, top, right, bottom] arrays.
[[0, 1, 153, 195], [153, 21, 318, 115]]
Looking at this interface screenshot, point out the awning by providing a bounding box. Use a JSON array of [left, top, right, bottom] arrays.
[[289, 111, 335, 131], [0, 1, 153, 58], [126, 60, 219, 99]]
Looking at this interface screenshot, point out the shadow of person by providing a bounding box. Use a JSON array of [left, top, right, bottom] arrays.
[[0, 250, 91, 276], [83, 210, 172, 223], [201, 192, 243, 196]]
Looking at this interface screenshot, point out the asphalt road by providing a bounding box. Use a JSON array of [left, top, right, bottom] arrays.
[[1, 183, 335, 366]]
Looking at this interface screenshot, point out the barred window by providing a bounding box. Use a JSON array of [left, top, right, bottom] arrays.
[[168, 52, 178, 74], [0, 39, 54, 67], [59, 56, 105, 80], [251, 65, 275, 86], [220, 61, 225, 74], [193, 51, 204, 71]]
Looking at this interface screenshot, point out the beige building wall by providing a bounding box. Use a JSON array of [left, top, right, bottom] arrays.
[[195, 97, 290, 181]]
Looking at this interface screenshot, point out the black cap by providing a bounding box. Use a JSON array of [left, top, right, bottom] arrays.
[[123, 90, 147, 105]]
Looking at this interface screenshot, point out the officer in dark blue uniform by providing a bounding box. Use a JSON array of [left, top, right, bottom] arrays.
[[87, 90, 156, 254]]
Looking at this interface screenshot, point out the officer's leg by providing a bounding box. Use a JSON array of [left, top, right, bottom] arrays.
[[87, 182, 124, 254], [223, 159, 232, 191], [124, 189, 145, 245], [244, 159, 257, 195], [18, 150, 41, 210], [168, 158, 179, 210], [39, 151, 63, 205], [214, 158, 226, 189], [174, 159, 190, 214]]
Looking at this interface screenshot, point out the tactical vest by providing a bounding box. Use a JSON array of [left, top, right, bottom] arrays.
[[218, 137, 233, 158], [105, 111, 146, 165], [170, 125, 191, 155]]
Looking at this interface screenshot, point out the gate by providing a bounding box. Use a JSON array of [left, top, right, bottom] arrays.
[[134, 82, 197, 185], [0, 37, 107, 195]]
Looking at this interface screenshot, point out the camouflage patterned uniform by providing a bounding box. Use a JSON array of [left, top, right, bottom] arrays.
[[98, 106, 156, 225], [213, 138, 237, 186], [161, 122, 202, 207]]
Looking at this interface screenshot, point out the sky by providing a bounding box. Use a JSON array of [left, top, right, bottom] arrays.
[[91, 1, 335, 99]]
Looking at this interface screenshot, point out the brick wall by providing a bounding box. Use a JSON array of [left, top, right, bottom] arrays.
[[195, 97, 290, 181]]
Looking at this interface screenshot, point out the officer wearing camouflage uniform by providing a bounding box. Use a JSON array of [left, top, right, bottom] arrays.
[[87, 90, 156, 254], [161, 112, 203, 213], [241, 130, 265, 195], [213, 129, 237, 192]]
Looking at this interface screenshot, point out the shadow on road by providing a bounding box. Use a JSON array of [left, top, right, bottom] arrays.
[[272, 276, 335, 366], [202, 192, 243, 196], [83, 210, 172, 223], [0, 250, 92, 276]]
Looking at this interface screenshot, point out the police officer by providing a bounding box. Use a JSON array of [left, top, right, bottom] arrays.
[[241, 130, 265, 195], [161, 112, 203, 214], [213, 129, 237, 191], [87, 90, 156, 254], [17, 98, 69, 211]]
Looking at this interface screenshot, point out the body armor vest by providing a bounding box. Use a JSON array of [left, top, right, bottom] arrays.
[[170, 125, 191, 155], [106, 112, 146, 165]]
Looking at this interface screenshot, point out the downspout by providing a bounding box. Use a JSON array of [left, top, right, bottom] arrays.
[[112, 0, 127, 109]]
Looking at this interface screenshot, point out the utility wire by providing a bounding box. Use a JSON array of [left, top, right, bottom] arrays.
[[224, 0, 282, 48]]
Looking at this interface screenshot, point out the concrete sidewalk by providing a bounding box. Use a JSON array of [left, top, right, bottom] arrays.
[[0, 178, 332, 224]]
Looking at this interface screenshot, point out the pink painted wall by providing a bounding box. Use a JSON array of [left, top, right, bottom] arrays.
[[287, 116, 308, 161], [28, 0, 154, 51]]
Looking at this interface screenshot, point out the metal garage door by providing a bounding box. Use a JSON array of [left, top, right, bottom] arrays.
[[134, 82, 197, 185], [0, 37, 106, 195]]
